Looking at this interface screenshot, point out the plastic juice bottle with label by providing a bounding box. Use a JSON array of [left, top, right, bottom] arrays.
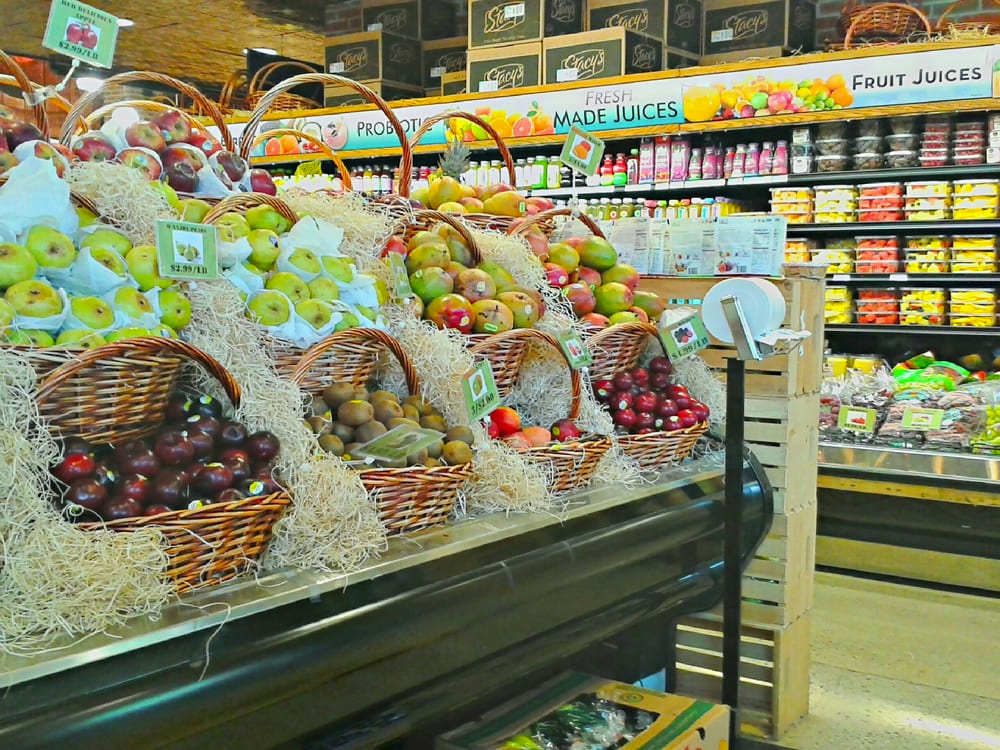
[[655, 200, 667, 218], [639, 138, 655, 183], [361, 164, 374, 193], [744, 143, 760, 176], [627, 148, 640, 184], [772, 140, 789, 175], [703, 146, 719, 180], [600, 155, 615, 186], [612, 153, 628, 186], [688, 148, 703, 181], [513, 159, 524, 188], [759, 142, 773, 176], [670, 138, 690, 181], [467, 161, 479, 187], [546, 156, 560, 189], [381, 165, 393, 194], [609, 198, 622, 220], [723, 147, 735, 179], [620, 198, 634, 218], [654, 136, 671, 183], [597, 197, 611, 221]]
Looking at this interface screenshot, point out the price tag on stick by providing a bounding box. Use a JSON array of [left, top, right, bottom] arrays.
[[902, 407, 944, 431], [557, 329, 593, 370], [155, 220, 220, 281], [560, 125, 605, 177], [43, 0, 120, 69], [388, 252, 413, 300], [659, 315, 710, 361], [462, 360, 500, 424], [837, 406, 877, 433]]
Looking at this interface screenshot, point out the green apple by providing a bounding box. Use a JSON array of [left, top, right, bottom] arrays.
[[246, 204, 292, 234], [215, 212, 250, 242], [24, 226, 76, 270], [6, 279, 63, 318], [152, 323, 178, 339], [287, 248, 321, 276], [76, 206, 99, 229], [178, 198, 211, 223], [295, 299, 335, 330], [105, 327, 152, 343], [241, 262, 266, 277], [246, 290, 291, 326], [70, 296, 115, 329], [151, 181, 182, 212], [307, 276, 340, 303], [265, 271, 309, 303], [357, 305, 378, 322], [81, 228, 133, 257], [0, 243, 38, 289], [113, 287, 154, 319], [56, 329, 107, 349], [5, 329, 55, 347], [125, 245, 171, 291], [321, 256, 354, 284], [333, 311, 360, 332], [0, 298, 13, 331], [158, 289, 191, 330], [246, 229, 280, 271]]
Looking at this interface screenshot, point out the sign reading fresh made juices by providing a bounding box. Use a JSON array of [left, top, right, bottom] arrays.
[[215, 45, 1000, 157]]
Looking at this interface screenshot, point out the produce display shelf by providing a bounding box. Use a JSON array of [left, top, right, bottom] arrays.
[[785, 163, 1000, 186], [819, 442, 1000, 489], [825, 324, 1000, 336], [825, 274, 1000, 285], [0, 457, 772, 750], [793, 220, 1000, 234]]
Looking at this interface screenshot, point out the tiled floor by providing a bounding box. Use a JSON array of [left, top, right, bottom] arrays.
[[780, 572, 1000, 749]]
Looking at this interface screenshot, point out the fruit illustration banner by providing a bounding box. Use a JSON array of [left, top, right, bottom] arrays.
[[212, 45, 1000, 158]]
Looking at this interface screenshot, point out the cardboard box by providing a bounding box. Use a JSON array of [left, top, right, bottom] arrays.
[[700, 0, 815, 64], [665, 47, 699, 69], [543, 28, 661, 84], [324, 31, 423, 88], [467, 42, 542, 92], [545, 0, 587, 37], [468, 0, 586, 47], [324, 80, 423, 107], [441, 71, 468, 96], [360, 0, 456, 40], [588, 0, 702, 56], [436, 673, 730, 749], [422, 37, 468, 90]]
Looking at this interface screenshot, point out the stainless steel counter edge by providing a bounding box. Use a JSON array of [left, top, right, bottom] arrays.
[[818, 441, 1000, 484], [0, 457, 726, 689]]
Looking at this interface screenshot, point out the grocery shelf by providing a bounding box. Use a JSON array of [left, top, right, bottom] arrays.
[[786, 163, 1000, 185], [825, 273, 1000, 285], [795, 220, 1000, 234], [825, 324, 999, 336], [819, 442, 1000, 489]]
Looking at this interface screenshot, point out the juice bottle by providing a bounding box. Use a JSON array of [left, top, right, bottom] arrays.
[[620, 197, 634, 218], [626, 149, 639, 184], [639, 138, 655, 183], [688, 148, 703, 180], [468, 161, 479, 187], [362, 164, 374, 193], [533, 156, 547, 190], [759, 142, 773, 176], [703, 146, 719, 180], [612, 153, 628, 186], [600, 155, 615, 186], [744, 143, 760, 176], [547, 156, 561, 189], [609, 198, 622, 220], [772, 140, 789, 175], [654, 136, 671, 182], [597, 197, 611, 221], [723, 147, 736, 179]]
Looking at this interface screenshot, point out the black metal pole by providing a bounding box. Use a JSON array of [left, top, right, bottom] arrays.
[[723, 356, 746, 744]]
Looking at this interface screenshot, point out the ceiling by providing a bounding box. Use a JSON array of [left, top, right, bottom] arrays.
[[3, 0, 336, 91]]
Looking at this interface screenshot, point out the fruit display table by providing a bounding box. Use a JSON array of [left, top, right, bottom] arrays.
[[0, 456, 771, 749]]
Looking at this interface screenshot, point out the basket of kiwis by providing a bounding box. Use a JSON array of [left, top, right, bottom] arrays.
[[289, 328, 473, 536]]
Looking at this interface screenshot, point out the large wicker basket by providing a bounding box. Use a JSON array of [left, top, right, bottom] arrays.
[[289, 328, 470, 535], [838, 2, 931, 47], [35, 337, 290, 591], [245, 61, 322, 112], [474, 328, 612, 493], [0, 49, 49, 135], [936, 0, 1000, 35], [508, 205, 605, 243]]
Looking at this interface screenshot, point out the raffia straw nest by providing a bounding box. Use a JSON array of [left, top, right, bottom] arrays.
[[0, 350, 172, 655], [183, 281, 387, 573]]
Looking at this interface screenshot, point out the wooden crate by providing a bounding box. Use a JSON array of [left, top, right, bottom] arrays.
[[745, 501, 817, 626], [673, 612, 811, 738], [745, 393, 818, 515]]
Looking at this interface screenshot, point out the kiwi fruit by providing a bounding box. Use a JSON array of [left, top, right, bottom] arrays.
[[423, 457, 441, 468], [442, 440, 473, 465], [369, 390, 398, 404], [322, 382, 356, 410], [331, 422, 355, 443], [318, 434, 344, 456], [403, 395, 435, 416], [446, 426, 475, 446], [405, 448, 429, 466], [307, 415, 331, 435], [373, 400, 404, 425], [338, 399, 375, 427], [401, 404, 421, 421], [420, 414, 447, 432], [352, 385, 370, 401], [355, 420, 388, 443], [343, 442, 364, 458], [310, 395, 329, 417], [388, 417, 421, 430], [426, 440, 444, 459]]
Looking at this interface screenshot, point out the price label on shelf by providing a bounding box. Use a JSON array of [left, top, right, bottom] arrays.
[[366, 22, 383, 31], [462, 360, 500, 423], [478, 80, 499, 93], [329, 62, 345, 73], [43, 0, 120, 68], [556, 68, 579, 82], [659, 315, 710, 360], [504, 2, 526, 18], [901, 407, 945, 431], [155, 220, 219, 281], [430, 66, 447, 78], [889, 273, 908, 281], [837, 406, 877, 433], [832, 274, 850, 282], [557, 329, 593, 370], [387, 253, 413, 301]]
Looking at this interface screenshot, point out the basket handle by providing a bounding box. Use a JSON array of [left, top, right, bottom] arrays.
[[82, 99, 207, 136], [288, 328, 420, 394], [202, 193, 299, 227], [247, 61, 322, 97], [844, 3, 931, 46], [59, 71, 235, 152], [0, 49, 48, 136], [245, 128, 352, 190], [469, 328, 581, 420], [242, 74, 412, 197], [35, 337, 242, 409], [219, 70, 247, 112], [508, 207, 606, 240], [390, 209, 483, 264], [935, 0, 995, 26], [401, 111, 517, 196]]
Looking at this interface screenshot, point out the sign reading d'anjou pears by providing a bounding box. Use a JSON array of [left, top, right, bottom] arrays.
[[155, 220, 219, 281]]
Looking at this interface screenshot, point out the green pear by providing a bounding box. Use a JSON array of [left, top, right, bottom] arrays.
[[308, 276, 340, 302], [246, 204, 292, 234], [56, 329, 107, 349], [125, 246, 171, 291], [81, 228, 133, 257], [295, 299, 335, 330], [5, 329, 55, 347], [158, 289, 192, 330], [179, 198, 211, 223], [321, 256, 354, 283], [70, 296, 115, 329], [265, 272, 309, 303], [246, 290, 291, 326], [23, 226, 76, 270], [105, 327, 152, 343], [215, 212, 250, 242], [246, 228, 280, 271], [113, 287, 154, 320], [6, 279, 63, 318], [0, 243, 38, 289]]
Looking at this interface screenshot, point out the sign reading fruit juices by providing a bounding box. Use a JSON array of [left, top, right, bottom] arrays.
[[215, 44, 1000, 158], [43, 0, 119, 69]]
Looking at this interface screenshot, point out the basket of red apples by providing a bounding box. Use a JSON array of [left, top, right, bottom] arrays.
[[41, 339, 290, 591], [593, 357, 710, 471], [482, 329, 612, 494]]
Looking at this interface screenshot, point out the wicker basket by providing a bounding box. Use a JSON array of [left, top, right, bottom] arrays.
[[616, 423, 707, 472], [0, 49, 49, 135], [474, 328, 611, 493], [936, 0, 1000, 34], [245, 61, 322, 112], [58, 71, 234, 152], [34, 337, 290, 591], [585, 322, 660, 383], [218, 69, 249, 115], [840, 2, 931, 47], [243, 128, 353, 191], [289, 328, 470, 535]]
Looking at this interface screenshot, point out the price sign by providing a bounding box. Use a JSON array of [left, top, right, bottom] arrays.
[[659, 315, 710, 360], [556, 68, 579, 82], [430, 66, 447, 78], [462, 360, 500, 423], [478, 80, 499, 93], [155, 220, 219, 281], [354, 424, 444, 463], [387, 253, 413, 300], [902, 407, 945, 430], [560, 125, 605, 177], [557, 329, 592, 370], [504, 2, 526, 18], [43, 0, 120, 69], [837, 406, 877, 433], [329, 62, 346, 73]]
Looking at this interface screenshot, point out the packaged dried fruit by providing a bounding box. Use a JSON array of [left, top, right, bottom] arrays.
[[770, 187, 813, 202], [858, 120, 885, 137], [859, 182, 903, 198], [825, 285, 851, 302], [855, 135, 884, 153], [885, 150, 919, 168], [906, 235, 950, 249], [855, 259, 900, 273], [901, 312, 946, 325], [951, 313, 996, 327], [906, 181, 952, 197], [815, 138, 851, 156], [854, 152, 884, 170], [816, 211, 857, 223], [791, 142, 814, 158], [816, 154, 850, 172], [885, 133, 917, 151], [889, 117, 917, 134], [953, 180, 999, 196], [952, 236, 996, 250], [858, 208, 903, 222]]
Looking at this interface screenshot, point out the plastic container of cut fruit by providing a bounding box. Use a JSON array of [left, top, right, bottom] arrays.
[[905, 207, 951, 221], [855, 259, 900, 273], [816, 154, 850, 172], [784, 211, 815, 224], [885, 150, 919, 168], [920, 133, 950, 147], [813, 249, 853, 273], [816, 210, 857, 224], [856, 298, 899, 314], [858, 208, 903, 222], [857, 236, 900, 250], [919, 152, 950, 168], [815, 138, 851, 156], [770, 200, 814, 215], [854, 152, 884, 170], [825, 310, 854, 324], [826, 299, 853, 316], [952, 257, 998, 273], [950, 313, 997, 327], [954, 148, 986, 166], [924, 116, 953, 133], [901, 311, 946, 325], [953, 180, 1000, 196], [889, 117, 917, 135], [857, 311, 900, 324], [901, 287, 946, 311], [771, 187, 813, 202], [859, 196, 904, 210], [953, 204, 999, 220], [951, 288, 997, 304], [827, 238, 858, 250], [885, 133, 917, 151], [786, 237, 817, 253], [859, 182, 903, 198], [906, 180, 952, 197], [857, 287, 899, 301], [857, 246, 899, 261], [817, 122, 848, 139], [904, 248, 950, 273], [949, 300, 997, 315], [952, 236, 996, 250], [815, 185, 858, 201], [855, 135, 884, 153], [784, 250, 811, 262], [826, 285, 851, 302], [906, 235, 950, 250]]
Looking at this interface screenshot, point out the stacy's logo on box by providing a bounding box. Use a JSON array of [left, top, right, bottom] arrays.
[[561, 50, 606, 79], [484, 63, 524, 88], [485, 2, 525, 33], [374, 9, 407, 31], [672, 0, 697, 28], [606, 9, 649, 33], [550, 0, 577, 23], [337, 47, 368, 72], [631, 43, 658, 70], [725, 10, 768, 40], [389, 43, 416, 65], [437, 51, 466, 72]]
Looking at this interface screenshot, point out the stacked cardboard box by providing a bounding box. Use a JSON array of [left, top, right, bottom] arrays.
[[422, 37, 468, 96], [323, 31, 424, 102], [587, 0, 701, 68], [542, 27, 661, 84], [700, 0, 816, 64]]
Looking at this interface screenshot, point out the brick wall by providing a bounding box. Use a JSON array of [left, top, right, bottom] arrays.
[[815, 0, 995, 48], [326, 0, 363, 36]]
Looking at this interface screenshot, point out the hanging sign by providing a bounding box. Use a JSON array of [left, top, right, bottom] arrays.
[[43, 0, 120, 69]]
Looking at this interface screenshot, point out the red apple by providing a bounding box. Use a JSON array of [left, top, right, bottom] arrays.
[[650, 357, 673, 375], [662, 415, 684, 431], [593, 379, 615, 403], [72, 132, 117, 162], [65, 477, 107, 510], [613, 391, 634, 412], [635, 412, 656, 431], [154, 430, 195, 467], [245, 431, 280, 463], [650, 372, 672, 392], [249, 168, 277, 195], [161, 142, 207, 174], [54, 452, 96, 484], [103, 497, 143, 520], [689, 400, 710, 422], [210, 150, 248, 182], [218, 422, 249, 449], [188, 131, 223, 157], [676, 409, 698, 428], [550, 419, 582, 441], [192, 463, 235, 495], [152, 108, 193, 145], [614, 409, 638, 431], [674, 396, 692, 410], [117, 147, 163, 181], [125, 120, 167, 152], [3, 121, 44, 151], [634, 391, 659, 414], [612, 371, 633, 392], [144, 504, 173, 517], [165, 161, 197, 193], [657, 399, 679, 418], [118, 474, 151, 503], [632, 368, 649, 387]]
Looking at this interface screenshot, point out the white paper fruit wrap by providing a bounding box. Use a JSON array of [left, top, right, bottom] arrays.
[[222, 263, 266, 296], [218, 236, 252, 269], [275, 246, 323, 283], [0, 158, 79, 237], [45, 246, 133, 297], [279, 216, 345, 257], [99, 288, 161, 331], [195, 165, 237, 200], [10, 287, 70, 333], [99, 119, 129, 152], [243, 288, 319, 348], [61, 296, 118, 335], [338, 273, 380, 309]]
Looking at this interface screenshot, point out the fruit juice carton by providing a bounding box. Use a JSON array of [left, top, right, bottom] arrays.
[[639, 138, 656, 183], [653, 136, 671, 183], [670, 138, 690, 182]]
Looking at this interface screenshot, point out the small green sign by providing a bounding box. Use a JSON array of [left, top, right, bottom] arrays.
[[837, 406, 877, 433], [354, 424, 444, 463], [43, 0, 120, 69], [462, 359, 500, 423], [902, 407, 945, 431], [155, 220, 219, 281], [388, 252, 413, 300], [659, 315, 710, 361], [557, 328, 592, 370], [560, 125, 605, 177]]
